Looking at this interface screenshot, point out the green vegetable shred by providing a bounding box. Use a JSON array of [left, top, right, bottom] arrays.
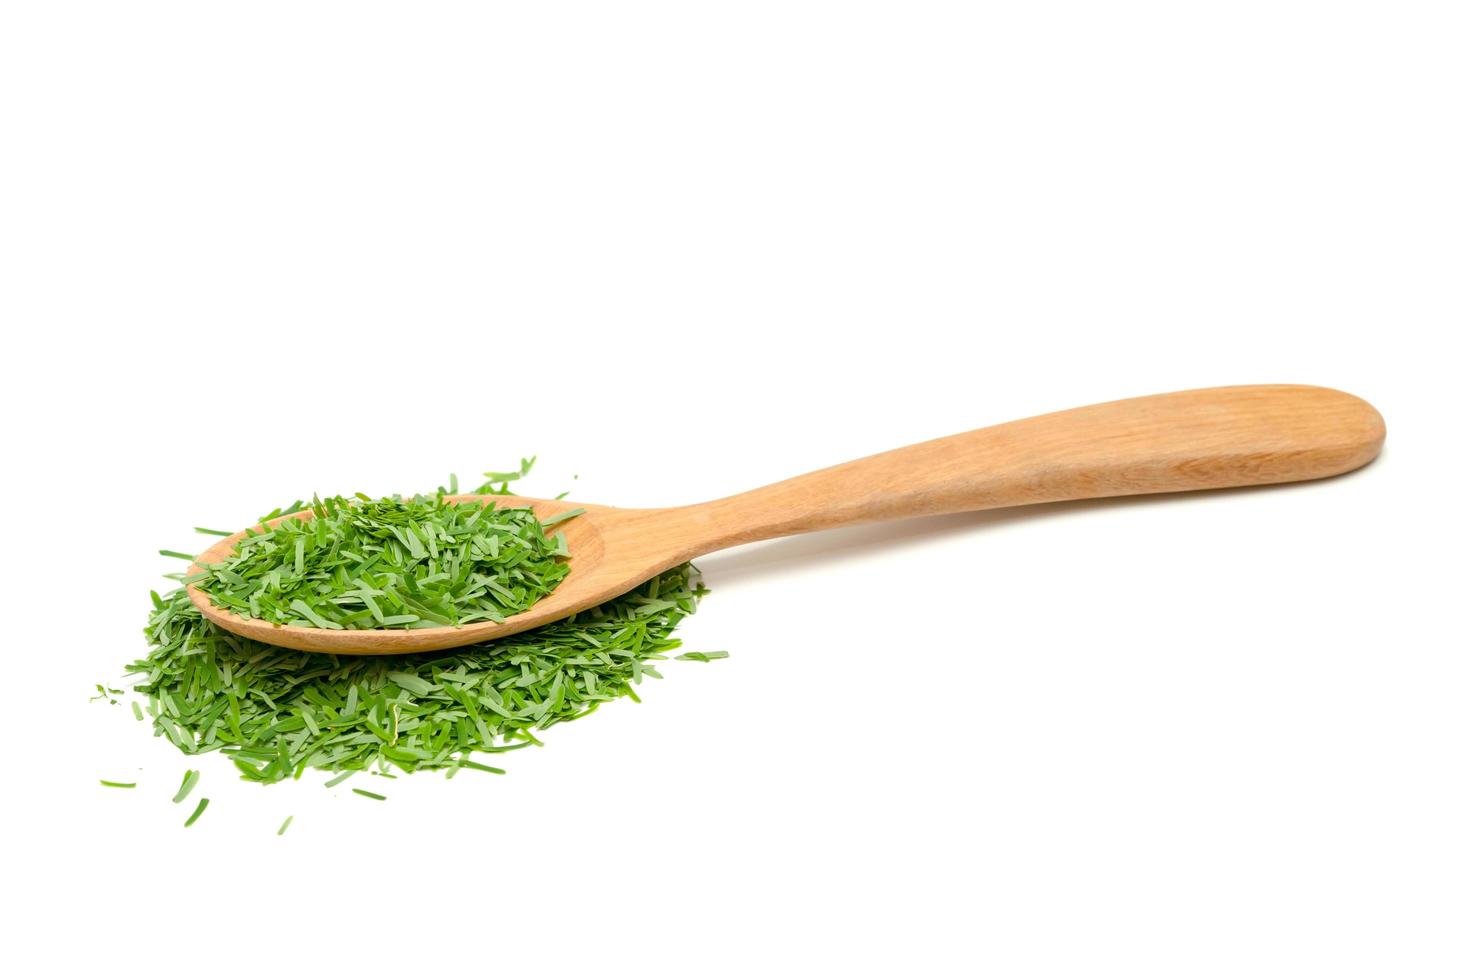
[[172, 769, 200, 803], [194, 492, 580, 631], [117, 464, 725, 792], [183, 798, 209, 827]]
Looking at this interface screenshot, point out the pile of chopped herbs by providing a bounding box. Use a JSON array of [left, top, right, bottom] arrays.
[[121, 465, 724, 786], [193, 492, 583, 630]]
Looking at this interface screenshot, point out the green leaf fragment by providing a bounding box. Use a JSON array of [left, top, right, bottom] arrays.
[[173, 768, 200, 803], [386, 672, 436, 697], [457, 760, 506, 775], [479, 457, 536, 484], [288, 599, 344, 631], [184, 798, 209, 827], [118, 465, 719, 790], [540, 508, 586, 528], [195, 492, 572, 632]]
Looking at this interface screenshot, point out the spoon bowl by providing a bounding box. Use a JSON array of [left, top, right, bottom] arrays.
[[188, 384, 1385, 654]]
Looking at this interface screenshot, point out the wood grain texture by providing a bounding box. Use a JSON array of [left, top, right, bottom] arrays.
[[188, 384, 1384, 654]]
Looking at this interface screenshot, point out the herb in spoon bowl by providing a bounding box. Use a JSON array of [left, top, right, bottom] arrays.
[[192, 493, 581, 631]]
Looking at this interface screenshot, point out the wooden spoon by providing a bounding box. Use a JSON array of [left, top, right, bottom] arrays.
[[188, 384, 1384, 655]]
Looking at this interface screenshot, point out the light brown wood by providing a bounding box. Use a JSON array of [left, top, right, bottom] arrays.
[[188, 384, 1385, 654]]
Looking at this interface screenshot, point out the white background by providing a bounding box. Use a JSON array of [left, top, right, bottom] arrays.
[[3, 2, 1466, 977]]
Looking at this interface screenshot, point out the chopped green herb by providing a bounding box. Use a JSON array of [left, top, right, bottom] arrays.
[[277, 816, 293, 836], [352, 788, 387, 801], [134, 565, 708, 783], [117, 463, 719, 790], [541, 507, 586, 528], [131, 702, 145, 721], [172, 769, 200, 803], [159, 550, 195, 560], [193, 527, 232, 536], [184, 798, 209, 827], [193, 492, 579, 631], [456, 760, 506, 775], [481, 458, 536, 484], [100, 780, 136, 788], [90, 683, 123, 704], [675, 651, 730, 662]]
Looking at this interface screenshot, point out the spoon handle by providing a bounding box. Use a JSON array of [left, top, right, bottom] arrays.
[[674, 385, 1384, 551]]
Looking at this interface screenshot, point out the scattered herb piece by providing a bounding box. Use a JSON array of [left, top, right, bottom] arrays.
[[277, 816, 293, 836], [352, 788, 387, 801], [184, 798, 209, 827], [131, 702, 145, 721], [173, 769, 200, 803], [676, 651, 730, 662], [100, 780, 136, 788], [457, 760, 507, 775], [481, 458, 536, 484], [541, 507, 586, 528]]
